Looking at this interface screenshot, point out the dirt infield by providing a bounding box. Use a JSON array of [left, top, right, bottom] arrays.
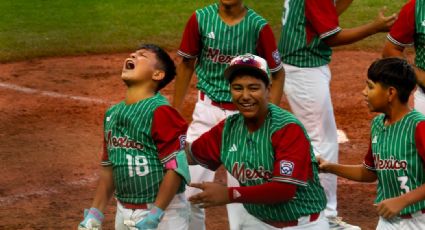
[[0, 50, 388, 229]]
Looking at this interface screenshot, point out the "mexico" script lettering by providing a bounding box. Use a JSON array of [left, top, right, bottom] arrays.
[[373, 154, 407, 170], [232, 162, 272, 183], [106, 131, 144, 150], [206, 47, 236, 64]]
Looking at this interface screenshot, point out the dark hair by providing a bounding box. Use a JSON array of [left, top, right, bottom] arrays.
[[138, 44, 176, 91], [228, 69, 270, 86], [367, 57, 416, 103]]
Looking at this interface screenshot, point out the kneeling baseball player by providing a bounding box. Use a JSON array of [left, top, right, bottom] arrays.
[[79, 44, 190, 230], [318, 58, 425, 229], [186, 54, 328, 229]]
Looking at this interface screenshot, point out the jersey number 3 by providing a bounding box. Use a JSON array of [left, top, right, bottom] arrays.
[[126, 154, 149, 177], [397, 176, 411, 194]]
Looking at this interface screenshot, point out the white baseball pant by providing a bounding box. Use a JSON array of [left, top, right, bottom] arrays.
[[283, 64, 338, 218], [414, 88, 425, 115], [235, 211, 329, 230], [185, 91, 245, 230], [114, 193, 189, 230], [376, 211, 425, 230]]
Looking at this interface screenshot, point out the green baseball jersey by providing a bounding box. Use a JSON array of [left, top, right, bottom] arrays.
[[387, 0, 425, 70], [191, 104, 326, 221], [279, 0, 341, 67], [178, 3, 282, 102], [364, 110, 425, 215], [101, 93, 187, 204], [416, 0, 425, 70]]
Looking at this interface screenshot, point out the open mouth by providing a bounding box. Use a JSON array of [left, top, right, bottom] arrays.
[[125, 60, 135, 70]]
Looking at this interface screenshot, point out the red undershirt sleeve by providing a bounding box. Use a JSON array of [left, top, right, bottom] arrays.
[[228, 181, 296, 204], [387, 0, 415, 47], [256, 24, 283, 73], [305, 0, 340, 42], [177, 13, 200, 59], [151, 106, 188, 164], [415, 121, 425, 168], [190, 120, 225, 171], [363, 140, 375, 171]]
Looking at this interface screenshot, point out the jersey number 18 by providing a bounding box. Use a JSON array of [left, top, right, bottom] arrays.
[[126, 154, 149, 177]]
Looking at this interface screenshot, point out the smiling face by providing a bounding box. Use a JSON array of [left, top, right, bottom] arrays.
[[230, 74, 270, 121], [362, 79, 389, 113], [121, 48, 160, 86]]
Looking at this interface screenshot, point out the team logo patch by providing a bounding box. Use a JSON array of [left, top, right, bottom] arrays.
[[272, 50, 281, 65], [372, 135, 378, 144], [280, 160, 294, 176], [422, 20, 425, 27], [179, 135, 186, 150]]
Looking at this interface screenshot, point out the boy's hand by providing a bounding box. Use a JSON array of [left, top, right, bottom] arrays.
[[316, 156, 330, 173], [375, 197, 407, 219], [373, 7, 397, 32], [78, 207, 104, 230], [135, 206, 164, 230], [189, 182, 230, 208]]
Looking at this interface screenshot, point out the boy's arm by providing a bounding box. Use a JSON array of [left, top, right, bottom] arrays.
[[154, 170, 183, 210], [79, 166, 115, 229], [270, 69, 285, 105], [91, 166, 115, 211], [323, 7, 397, 47], [173, 12, 199, 112], [318, 160, 377, 182], [173, 57, 196, 112], [376, 184, 425, 219]]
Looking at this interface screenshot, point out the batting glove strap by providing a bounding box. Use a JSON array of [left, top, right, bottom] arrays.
[[135, 205, 164, 230]]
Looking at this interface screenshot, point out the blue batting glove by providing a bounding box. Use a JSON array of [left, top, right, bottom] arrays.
[[78, 207, 104, 229], [135, 206, 165, 230]]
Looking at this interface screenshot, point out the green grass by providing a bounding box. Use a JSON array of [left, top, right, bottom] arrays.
[[0, 0, 406, 62]]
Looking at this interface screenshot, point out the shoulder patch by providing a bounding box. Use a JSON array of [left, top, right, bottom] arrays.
[[272, 50, 281, 65], [280, 160, 294, 176], [179, 135, 186, 150]]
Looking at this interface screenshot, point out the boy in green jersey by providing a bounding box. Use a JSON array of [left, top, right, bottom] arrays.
[[79, 44, 190, 230], [187, 54, 328, 229], [318, 58, 425, 229]]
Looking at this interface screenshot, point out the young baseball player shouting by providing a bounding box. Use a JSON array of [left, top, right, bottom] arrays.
[[318, 58, 425, 230], [186, 54, 328, 230], [279, 1, 397, 228], [383, 0, 425, 114], [79, 44, 190, 230], [174, 0, 284, 229]]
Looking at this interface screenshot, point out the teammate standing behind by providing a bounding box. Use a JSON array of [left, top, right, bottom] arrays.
[[382, 0, 425, 114], [79, 44, 190, 230], [318, 58, 425, 230], [173, 1, 284, 229], [279, 0, 397, 228], [187, 54, 328, 230]]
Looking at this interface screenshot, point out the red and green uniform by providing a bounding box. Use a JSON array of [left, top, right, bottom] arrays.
[[178, 3, 282, 102], [191, 104, 326, 221], [278, 0, 341, 67], [387, 0, 425, 71], [101, 93, 188, 204], [363, 110, 425, 215]]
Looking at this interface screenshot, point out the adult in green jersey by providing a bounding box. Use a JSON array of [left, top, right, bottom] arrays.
[[174, 1, 284, 229], [79, 44, 190, 230], [318, 58, 425, 230], [383, 0, 425, 115], [187, 54, 328, 230], [279, 0, 397, 228]]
